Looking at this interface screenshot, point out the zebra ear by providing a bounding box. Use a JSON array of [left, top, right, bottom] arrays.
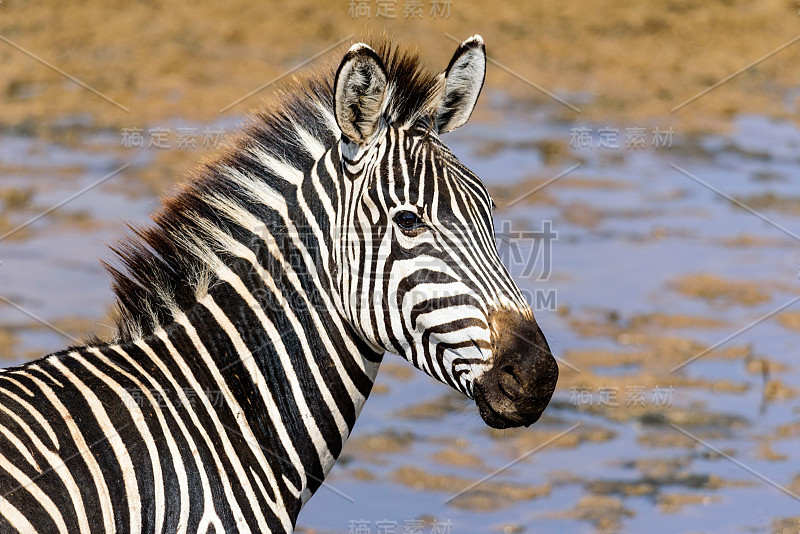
[[334, 43, 389, 146], [436, 35, 486, 134]]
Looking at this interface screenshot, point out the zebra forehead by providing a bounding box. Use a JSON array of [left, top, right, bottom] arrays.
[[383, 130, 492, 203], [424, 154, 493, 214]]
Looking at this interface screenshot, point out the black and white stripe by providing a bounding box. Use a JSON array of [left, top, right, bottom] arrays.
[[0, 35, 557, 533]]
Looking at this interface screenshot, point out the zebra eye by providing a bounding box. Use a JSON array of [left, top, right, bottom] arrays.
[[394, 210, 424, 232]]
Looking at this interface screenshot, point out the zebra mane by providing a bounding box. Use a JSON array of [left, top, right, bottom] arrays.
[[105, 37, 443, 343]]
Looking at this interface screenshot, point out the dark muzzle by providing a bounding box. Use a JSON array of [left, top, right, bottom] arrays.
[[474, 309, 558, 429]]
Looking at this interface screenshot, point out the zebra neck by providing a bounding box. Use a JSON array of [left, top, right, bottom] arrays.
[[149, 171, 383, 513], [107, 111, 386, 513]]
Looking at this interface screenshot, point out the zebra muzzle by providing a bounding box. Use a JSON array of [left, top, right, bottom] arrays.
[[474, 310, 559, 429]]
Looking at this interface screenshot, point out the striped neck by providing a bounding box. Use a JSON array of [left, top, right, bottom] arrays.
[[116, 142, 382, 527], [102, 110, 387, 525]]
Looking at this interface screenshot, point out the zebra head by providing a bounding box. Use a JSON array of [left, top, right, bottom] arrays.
[[330, 36, 558, 429]]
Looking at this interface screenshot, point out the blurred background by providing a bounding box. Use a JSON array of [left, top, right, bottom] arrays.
[[1, 1, 800, 532]]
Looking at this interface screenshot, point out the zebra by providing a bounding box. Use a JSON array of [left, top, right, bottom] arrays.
[[0, 35, 558, 532]]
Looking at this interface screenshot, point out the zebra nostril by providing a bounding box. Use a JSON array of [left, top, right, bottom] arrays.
[[502, 364, 521, 385], [498, 361, 527, 399]]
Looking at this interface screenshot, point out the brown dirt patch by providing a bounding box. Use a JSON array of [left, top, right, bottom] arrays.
[[391, 465, 550, 511], [431, 448, 490, 471], [777, 311, 800, 331], [0, 328, 19, 362], [3, 1, 799, 135], [672, 273, 770, 306], [340, 429, 415, 458], [733, 193, 800, 217], [657, 492, 720, 514], [547, 495, 634, 533], [492, 424, 616, 457], [394, 392, 467, 420]]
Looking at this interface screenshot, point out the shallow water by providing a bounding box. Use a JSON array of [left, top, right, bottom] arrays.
[[1, 108, 798, 533]]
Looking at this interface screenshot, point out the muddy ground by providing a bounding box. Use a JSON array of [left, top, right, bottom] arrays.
[[2, 0, 800, 133]]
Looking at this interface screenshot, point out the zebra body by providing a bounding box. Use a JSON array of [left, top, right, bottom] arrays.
[[0, 36, 558, 532]]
